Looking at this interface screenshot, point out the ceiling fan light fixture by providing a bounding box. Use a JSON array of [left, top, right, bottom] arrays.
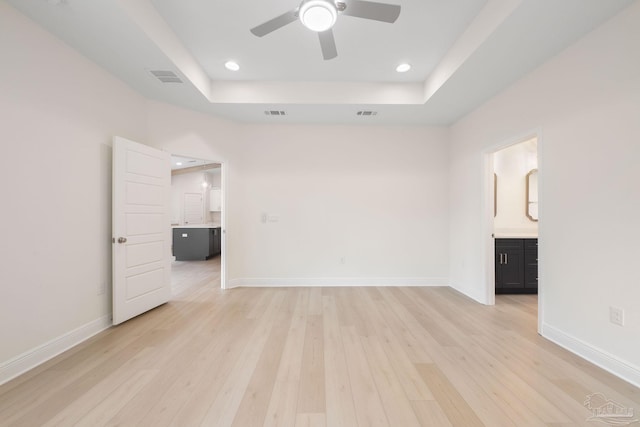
[[224, 60, 240, 71], [299, 0, 337, 32]]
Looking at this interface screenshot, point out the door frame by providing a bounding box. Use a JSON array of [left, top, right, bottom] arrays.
[[481, 128, 544, 334], [170, 154, 228, 290]]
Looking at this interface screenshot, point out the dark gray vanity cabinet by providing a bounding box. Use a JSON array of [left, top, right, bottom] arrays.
[[173, 227, 221, 261], [524, 239, 538, 290], [495, 238, 538, 294]]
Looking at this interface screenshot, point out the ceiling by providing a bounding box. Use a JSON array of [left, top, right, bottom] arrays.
[[7, 0, 633, 125], [171, 155, 220, 171]]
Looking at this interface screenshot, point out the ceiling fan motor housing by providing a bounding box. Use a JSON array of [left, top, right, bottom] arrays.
[[299, 0, 338, 32]]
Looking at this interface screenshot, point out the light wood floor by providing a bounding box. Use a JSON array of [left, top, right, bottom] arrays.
[[1, 262, 638, 426]]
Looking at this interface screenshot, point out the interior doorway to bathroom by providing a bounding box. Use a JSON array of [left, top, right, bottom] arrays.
[[484, 134, 541, 331]]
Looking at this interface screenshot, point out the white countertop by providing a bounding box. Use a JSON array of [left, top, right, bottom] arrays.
[[172, 224, 221, 229]]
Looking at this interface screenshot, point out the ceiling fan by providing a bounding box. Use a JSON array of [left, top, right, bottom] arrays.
[[250, 0, 401, 60]]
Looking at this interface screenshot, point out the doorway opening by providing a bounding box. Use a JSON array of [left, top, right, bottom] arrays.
[[169, 154, 226, 296], [483, 133, 541, 332]]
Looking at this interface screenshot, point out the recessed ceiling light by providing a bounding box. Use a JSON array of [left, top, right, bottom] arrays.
[[396, 63, 411, 73], [299, 0, 337, 32], [225, 61, 240, 71], [176, 162, 183, 166]]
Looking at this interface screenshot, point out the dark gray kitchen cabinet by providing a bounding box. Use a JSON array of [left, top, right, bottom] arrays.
[[173, 227, 221, 261], [495, 238, 537, 294]]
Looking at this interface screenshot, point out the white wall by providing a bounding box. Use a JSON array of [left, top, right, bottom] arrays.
[[493, 138, 538, 237], [147, 102, 451, 286], [0, 2, 147, 378], [449, 1, 640, 385]]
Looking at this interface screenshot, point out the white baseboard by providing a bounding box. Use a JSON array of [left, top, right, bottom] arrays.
[[449, 282, 490, 305], [0, 315, 112, 386], [227, 277, 449, 288], [542, 323, 640, 388]]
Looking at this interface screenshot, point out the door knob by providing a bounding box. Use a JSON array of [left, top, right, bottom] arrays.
[[117, 237, 127, 243]]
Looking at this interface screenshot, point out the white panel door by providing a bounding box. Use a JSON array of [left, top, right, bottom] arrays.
[[184, 192, 203, 224], [112, 136, 171, 325]]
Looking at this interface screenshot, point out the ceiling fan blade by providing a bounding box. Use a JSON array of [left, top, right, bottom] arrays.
[[341, 0, 401, 23], [318, 29, 338, 60], [250, 9, 298, 37]]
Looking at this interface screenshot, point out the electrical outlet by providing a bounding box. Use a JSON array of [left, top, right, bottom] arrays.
[[609, 306, 624, 326]]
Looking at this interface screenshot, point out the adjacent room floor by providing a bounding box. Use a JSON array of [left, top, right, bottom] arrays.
[[171, 256, 221, 297], [1, 262, 638, 426]]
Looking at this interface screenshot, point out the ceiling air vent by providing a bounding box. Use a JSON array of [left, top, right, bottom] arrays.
[[264, 110, 287, 116], [357, 111, 378, 116], [149, 70, 183, 84]]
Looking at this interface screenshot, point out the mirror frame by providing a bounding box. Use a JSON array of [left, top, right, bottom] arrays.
[[526, 169, 538, 222]]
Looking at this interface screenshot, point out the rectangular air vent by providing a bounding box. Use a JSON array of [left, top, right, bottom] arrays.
[[264, 110, 286, 116], [357, 111, 378, 116], [149, 70, 183, 83]]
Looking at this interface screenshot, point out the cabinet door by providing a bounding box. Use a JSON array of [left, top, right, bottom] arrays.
[[524, 239, 538, 289], [495, 239, 525, 290], [500, 247, 524, 287]]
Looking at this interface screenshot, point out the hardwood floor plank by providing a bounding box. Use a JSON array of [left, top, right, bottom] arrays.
[[415, 363, 486, 427], [119, 293, 258, 426], [1, 259, 638, 427], [231, 290, 298, 427], [198, 290, 287, 427], [341, 326, 390, 427], [410, 400, 453, 427], [374, 288, 435, 363], [466, 332, 597, 423], [296, 314, 326, 414], [362, 288, 434, 399], [442, 345, 556, 426], [360, 335, 422, 427], [294, 413, 326, 427], [40, 348, 158, 427], [263, 290, 309, 427], [322, 294, 359, 427], [71, 369, 157, 427]]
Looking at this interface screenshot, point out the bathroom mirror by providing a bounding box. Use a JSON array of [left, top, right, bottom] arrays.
[[526, 169, 538, 221]]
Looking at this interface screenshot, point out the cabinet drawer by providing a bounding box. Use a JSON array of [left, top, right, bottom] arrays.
[[495, 238, 524, 249]]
